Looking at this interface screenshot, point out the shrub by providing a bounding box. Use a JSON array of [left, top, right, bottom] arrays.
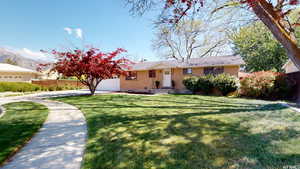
[[48, 86, 56, 91], [0, 82, 83, 93], [183, 76, 199, 93], [239, 71, 295, 99], [0, 82, 41, 92], [196, 75, 214, 94], [274, 74, 296, 99], [155, 81, 160, 89], [172, 80, 175, 88], [183, 74, 238, 95], [56, 86, 64, 91], [212, 74, 238, 96]]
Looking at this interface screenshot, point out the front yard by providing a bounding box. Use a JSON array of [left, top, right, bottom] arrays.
[[54, 94, 300, 169], [0, 102, 48, 165]]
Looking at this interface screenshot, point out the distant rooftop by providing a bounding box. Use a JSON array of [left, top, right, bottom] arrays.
[[0, 63, 39, 74], [129, 55, 245, 71]]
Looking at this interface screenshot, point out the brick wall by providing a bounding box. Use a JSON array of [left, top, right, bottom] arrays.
[[120, 70, 163, 91], [32, 80, 86, 88], [120, 65, 240, 92]]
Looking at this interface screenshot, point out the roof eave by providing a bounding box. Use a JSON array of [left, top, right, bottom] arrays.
[[0, 70, 40, 74], [128, 63, 244, 71]]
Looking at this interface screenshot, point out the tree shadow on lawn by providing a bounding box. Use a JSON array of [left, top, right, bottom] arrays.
[[0, 119, 45, 164], [53, 95, 299, 168], [61, 94, 276, 113], [75, 102, 286, 118], [0, 102, 48, 165], [80, 104, 300, 168]]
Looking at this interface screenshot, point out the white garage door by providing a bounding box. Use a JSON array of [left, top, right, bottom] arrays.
[[96, 78, 120, 91]]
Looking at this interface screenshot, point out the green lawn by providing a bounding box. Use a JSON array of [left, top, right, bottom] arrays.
[[54, 94, 300, 169], [0, 102, 48, 165]]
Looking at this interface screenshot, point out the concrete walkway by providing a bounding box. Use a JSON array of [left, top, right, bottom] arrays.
[[280, 102, 300, 113], [0, 90, 97, 169]]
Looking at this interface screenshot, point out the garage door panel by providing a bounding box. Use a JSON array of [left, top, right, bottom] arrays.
[[96, 78, 120, 91]]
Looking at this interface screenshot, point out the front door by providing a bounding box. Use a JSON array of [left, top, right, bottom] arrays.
[[163, 69, 172, 87]]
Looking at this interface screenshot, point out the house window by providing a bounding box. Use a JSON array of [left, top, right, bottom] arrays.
[[183, 68, 193, 75], [204, 67, 224, 75], [126, 71, 137, 80], [149, 70, 156, 78]]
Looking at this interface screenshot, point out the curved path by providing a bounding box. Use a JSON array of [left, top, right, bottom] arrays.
[[0, 90, 98, 169]]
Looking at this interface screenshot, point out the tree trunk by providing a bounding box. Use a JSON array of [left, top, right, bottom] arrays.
[[90, 88, 96, 95], [87, 82, 97, 95], [87, 78, 102, 95], [251, 0, 300, 70], [87, 85, 96, 95]]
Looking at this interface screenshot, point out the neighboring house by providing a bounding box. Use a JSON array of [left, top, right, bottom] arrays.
[[41, 68, 60, 80], [120, 55, 245, 93], [283, 60, 300, 73], [0, 63, 41, 82]]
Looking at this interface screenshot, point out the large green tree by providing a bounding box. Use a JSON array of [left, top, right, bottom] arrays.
[[230, 22, 289, 72]]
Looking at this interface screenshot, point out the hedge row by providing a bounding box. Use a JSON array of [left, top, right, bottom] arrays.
[[0, 82, 81, 92], [239, 71, 295, 100], [183, 74, 238, 96], [183, 71, 296, 100]]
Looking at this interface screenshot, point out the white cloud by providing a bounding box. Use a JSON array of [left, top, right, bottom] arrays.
[[64, 27, 83, 39], [64, 27, 73, 35], [16, 48, 54, 61], [75, 28, 83, 39]]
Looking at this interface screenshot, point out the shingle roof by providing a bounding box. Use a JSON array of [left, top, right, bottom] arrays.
[[0, 63, 39, 74], [129, 55, 245, 71]]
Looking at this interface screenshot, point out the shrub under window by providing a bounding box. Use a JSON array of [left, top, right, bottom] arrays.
[[212, 74, 238, 96], [182, 76, 198, 93], [183, 73, 238, 96]]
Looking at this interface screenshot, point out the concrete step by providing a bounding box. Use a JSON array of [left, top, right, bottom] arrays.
[[150, 89, 175, 94]]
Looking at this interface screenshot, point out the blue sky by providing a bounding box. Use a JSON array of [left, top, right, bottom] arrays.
[[0, 0, 159, 61]]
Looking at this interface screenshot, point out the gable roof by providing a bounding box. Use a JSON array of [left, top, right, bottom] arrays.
[[0, 63, 40, 74], [129, 55, 245, 71]]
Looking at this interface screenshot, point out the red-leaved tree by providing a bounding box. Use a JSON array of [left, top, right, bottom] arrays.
[[42, 48, 130, 95]]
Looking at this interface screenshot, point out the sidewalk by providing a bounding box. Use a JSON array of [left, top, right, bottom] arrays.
[[0, 91, 89, 169]]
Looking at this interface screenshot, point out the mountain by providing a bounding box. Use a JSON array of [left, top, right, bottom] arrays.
[[0, 48, 43, 70]]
